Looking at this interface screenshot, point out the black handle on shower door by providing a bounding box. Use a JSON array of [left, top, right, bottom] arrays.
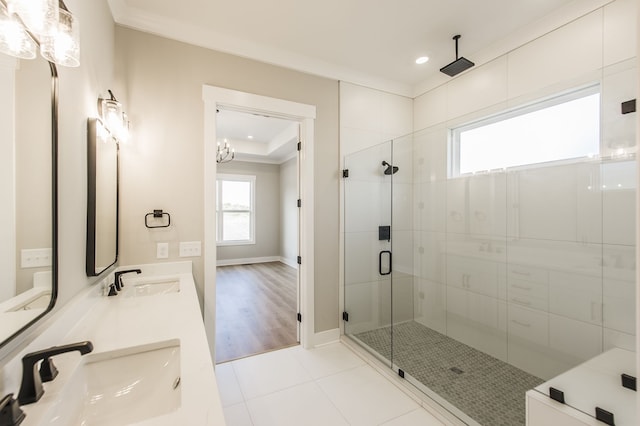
[[379, 250, 392, 276]]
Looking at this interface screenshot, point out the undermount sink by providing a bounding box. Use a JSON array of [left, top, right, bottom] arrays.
[[46, 340, 181, 425], [123, 276, 181, 297]]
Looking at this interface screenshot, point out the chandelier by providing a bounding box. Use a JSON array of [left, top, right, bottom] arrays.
[[216, 139, 235, 164]]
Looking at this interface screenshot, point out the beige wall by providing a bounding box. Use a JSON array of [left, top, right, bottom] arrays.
[[115, 27, 340, 332], [216, 161, 280, 261], [56, 0, 117, 305], [0, 0, 117, 361], [15, 57, 52, 294]]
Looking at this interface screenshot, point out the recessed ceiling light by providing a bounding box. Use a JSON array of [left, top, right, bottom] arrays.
[[415, 56, 429, 65], [248, 135, 254, 139]]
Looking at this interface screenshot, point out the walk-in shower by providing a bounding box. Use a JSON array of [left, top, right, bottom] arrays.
[[343, 126, 637, 425]]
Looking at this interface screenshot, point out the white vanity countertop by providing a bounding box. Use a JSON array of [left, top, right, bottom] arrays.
[[20, 261, 226, 425]]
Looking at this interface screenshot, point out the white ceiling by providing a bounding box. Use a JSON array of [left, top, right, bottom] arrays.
[[107, 0, 610, 161], [108, 0, 608, 97], [216, 109, 298, 164]]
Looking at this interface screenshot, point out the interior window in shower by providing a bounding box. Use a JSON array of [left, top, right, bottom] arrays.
[[450, 85, 600, 176]]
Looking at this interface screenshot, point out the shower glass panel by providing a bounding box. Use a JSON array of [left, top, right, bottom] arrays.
[[343, 141, 393, 366], [344, 130, 636, 425]]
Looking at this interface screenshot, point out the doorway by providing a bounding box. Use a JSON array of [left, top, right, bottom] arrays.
[[214, 108, 300, 363], [202, 85, 316, 364]]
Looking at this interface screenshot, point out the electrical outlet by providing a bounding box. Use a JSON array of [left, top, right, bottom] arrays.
[[21, 248, 52, 268], [179, 241, 201, 257], [157, 242, 169, 259]]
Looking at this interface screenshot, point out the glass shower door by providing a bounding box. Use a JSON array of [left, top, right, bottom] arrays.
[[343, 141, 393, 365]]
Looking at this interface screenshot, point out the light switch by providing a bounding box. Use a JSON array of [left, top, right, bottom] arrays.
[[21, 248, 52, 268], [157, 242, 169, 259], [179, 241, 201, 257]]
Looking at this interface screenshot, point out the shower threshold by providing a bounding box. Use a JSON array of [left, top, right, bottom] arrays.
[[353, 321, 544, 426]]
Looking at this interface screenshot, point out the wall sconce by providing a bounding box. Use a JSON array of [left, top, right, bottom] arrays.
[[0, 0, 80, 67], [216, 139, 235, 164], [98, 90, 130, 143]]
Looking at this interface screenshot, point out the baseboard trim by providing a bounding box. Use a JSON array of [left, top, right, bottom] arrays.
[[313, 328, 340, 346], [216, 256, 280, 266], [216, 256, 301, 268], [279, 256, 299, 269]]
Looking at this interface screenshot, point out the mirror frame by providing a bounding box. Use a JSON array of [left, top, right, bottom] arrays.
[[85, 118, 119, 276], [0, 61, 59, 349]]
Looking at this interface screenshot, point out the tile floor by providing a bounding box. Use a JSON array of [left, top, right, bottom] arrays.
[[216, 342, 447, 426]]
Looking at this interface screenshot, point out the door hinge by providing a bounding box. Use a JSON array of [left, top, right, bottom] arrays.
[[297, 199, 302, 208], [342, 169, 349, 178], [297, 141, 302, 151], [297, 313, 302, 322], [342, 311, 349, 322], [297, 256, 302, 265]]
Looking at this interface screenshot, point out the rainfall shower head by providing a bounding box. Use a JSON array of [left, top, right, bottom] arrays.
[[382, 161, 399, 175], [440, 35, 475, 77]]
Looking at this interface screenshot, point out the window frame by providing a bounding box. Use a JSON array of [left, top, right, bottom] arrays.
[[449, 84, 601, 177], [216, 173, 256, 246]]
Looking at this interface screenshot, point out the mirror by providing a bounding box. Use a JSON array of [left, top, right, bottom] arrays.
[[0, 54, 57, 347], [86, 118, 119, 276]]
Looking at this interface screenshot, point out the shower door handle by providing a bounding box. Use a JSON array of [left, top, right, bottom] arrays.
[[379, 250, 392, 276]]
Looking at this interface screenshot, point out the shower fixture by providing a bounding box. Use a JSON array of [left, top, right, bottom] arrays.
[[440, 34, 475, 77], [381, 161, 399, 175]]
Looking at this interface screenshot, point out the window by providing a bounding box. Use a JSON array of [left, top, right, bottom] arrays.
[[216, 174, 256, 245], [450, 86, 600, 176]]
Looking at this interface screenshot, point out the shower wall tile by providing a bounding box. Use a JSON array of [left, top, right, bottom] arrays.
[[507, 339, 570, 380], [414, 180, 446, 233], [506, 163, 602, 243], [602, 160, 636, 245], [446, 287, 507, 361], [507, 10, 603, 100], [391, 230, 414, 275], [392, 183, 413, 231], [603, 0, 637, 66], [378, 91, 413, 137], [445, 171, 509, 237], [467, 173, 507, 236], [601, 62, 637, 157], [340, 127, 390, 159], [548, 270, 602, 325], [411, 126, 448, 181], [446, 177, 467, 234], [414, 84, 447, 130], [603, 328, 635, 352], [340, 83, 383, 132], [390, 136, 414, 184], [344, 142, 392, 182], [507, 304, 549, 348], [414, 231, 446, 284], [391, 274, 415, 324], [549, 314, 603, 361], [414, 278, 446, 334], [506, 239, 602, 278], [446, 56, 508, 122], [603, 276, 636, 335]]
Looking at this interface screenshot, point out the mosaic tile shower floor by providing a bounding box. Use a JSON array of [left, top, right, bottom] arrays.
[[355, 321, 544, 426]]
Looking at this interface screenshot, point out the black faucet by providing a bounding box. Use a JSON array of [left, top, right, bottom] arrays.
[[113, 269, 142, 291], [18, 341, 93, 405]]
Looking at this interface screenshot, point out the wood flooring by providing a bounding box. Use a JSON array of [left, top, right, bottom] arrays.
[[215, 262, 298, 364]]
